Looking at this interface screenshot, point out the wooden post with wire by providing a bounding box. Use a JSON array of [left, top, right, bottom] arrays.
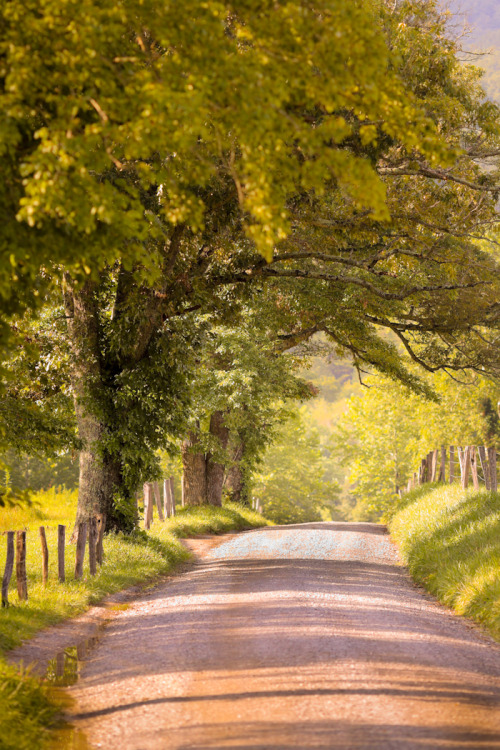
[[96, 514, 106, 565], [16, 531, 28, 601], [2, 531, 15, 607], [170, 477, 176, 516], [144, 483, 154, 529], [449, 445, 455, 484], [461, 446, 472, 489], [470, 447, 480, 490], [478, 446, 490, 490], [488, 447, 497, 492], [440, 446, 446, 483], [74, 522, 87, 580], [58, 525, 66, 582], [39, 526, 49, 586]]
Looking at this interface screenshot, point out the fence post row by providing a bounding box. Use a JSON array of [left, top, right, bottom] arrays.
[[1, 514, 105, 605], [402, 444, 498, 496]]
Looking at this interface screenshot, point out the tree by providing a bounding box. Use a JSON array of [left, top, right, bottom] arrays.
[[4, 0, 500, 531], [334, 370, 500, 521], [180, 317, 313, 507], [0, 0, 426, 357]]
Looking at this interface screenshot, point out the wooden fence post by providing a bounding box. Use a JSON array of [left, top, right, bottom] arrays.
[[88, 517, 97, 576], [457, 446, 465, 483], [449, 446, 455, 484], [440, 446, 446, 483], [96, 514, 106, 565], [58, 525, 66, 582], [163, 479, 170, 518], [16, 531, 28, 601], [430, 450, 439, 482], [39, 526, 49, 587], [470, 447, 480, 490], [419, 459, 425, 485], [170, 476, 176, 516], [488, 447, 497, 492], [74, 522, 87, 580], [2, 531, 15, 607], [153, 481, 164, 521], [461, 446, 472, 489], [478, 446, 490, 490], [144, 482, 153, 529]]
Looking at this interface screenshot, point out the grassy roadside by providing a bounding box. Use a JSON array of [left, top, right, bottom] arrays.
[[0, 487, 270, 750], [389, 483, 500, 641]]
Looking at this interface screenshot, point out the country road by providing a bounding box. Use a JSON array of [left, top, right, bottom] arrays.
[[66, 522, 500, 749]]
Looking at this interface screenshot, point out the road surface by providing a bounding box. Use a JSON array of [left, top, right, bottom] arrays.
[[67, 522, 500, 749]]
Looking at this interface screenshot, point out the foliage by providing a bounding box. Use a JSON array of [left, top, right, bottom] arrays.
[[4, 0, 500, 531], [0, 0, 440, 360], [389, 483, 500, 641], [0, 303, 77, 496], [333, 371, 500, 521], [182, 311, 315, 485], [0, 450, 78, 493], [251, 409, 341, 524]]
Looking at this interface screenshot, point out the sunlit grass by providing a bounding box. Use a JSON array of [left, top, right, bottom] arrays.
[[389, 483, 500, 641], [0, 487, 270, 749]]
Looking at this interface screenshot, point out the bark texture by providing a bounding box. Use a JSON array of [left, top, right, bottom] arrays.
[[206, 411, 230, 507], [224, 439, 246, 504], [182, 412, 229, 507], [63, 278, 123, 530], [181, 429, 207, 506]]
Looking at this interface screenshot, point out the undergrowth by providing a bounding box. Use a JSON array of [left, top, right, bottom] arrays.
[[389, 483, 500, 641], [0, 487, 269, 749]]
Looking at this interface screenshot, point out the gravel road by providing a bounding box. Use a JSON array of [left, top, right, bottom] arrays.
[[67, 522, 500, 749]]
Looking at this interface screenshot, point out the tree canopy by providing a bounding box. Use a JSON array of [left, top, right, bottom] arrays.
[[2, 0, 500, 528]]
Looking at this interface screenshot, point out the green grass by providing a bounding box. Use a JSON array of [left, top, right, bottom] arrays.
[[389, 483, 500, 641], [0, 487, 270, 749]]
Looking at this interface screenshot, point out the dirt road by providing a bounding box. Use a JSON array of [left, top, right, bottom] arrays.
[[67, 522, 500, 749]]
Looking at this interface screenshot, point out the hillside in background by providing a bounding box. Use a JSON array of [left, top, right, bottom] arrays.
[[446, 0, 500, 100]]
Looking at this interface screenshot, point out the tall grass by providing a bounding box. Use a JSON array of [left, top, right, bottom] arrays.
[[0, 487, 269, 749], [389, 483, 500, 640]]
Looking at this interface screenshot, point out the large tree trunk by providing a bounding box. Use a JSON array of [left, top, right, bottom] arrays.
[[206, 411, 229, 507], [181, 428, 207, 506], [224, 438, 248, 505], [182, 412, 229, 507], [63, 277, 125, 531]]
